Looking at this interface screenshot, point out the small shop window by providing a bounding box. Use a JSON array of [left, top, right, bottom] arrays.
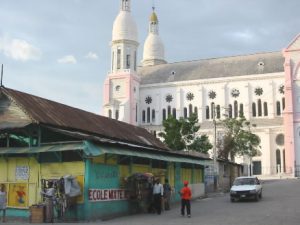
[[132, 157, 150, 165], [152, 160, 167, 169], [118, 155, 131, 165], [62, 151, 83, 162]]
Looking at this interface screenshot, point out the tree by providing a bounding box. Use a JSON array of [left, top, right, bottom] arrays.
[[158, 113, 212, 153], [218, 116, 261, 160]]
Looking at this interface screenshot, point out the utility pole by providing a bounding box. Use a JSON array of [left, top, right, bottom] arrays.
[[212, 103, 218, 191]]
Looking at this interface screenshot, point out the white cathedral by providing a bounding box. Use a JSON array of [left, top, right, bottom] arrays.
[[103, 0, 300, 177]]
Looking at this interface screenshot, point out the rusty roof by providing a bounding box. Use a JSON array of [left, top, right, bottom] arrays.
[[1, 87, 169, 151]]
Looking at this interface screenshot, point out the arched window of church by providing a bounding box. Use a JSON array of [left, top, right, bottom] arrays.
[[211, 102, 215, 119], [239, 104, 244, 117], [276, 101, 281, 116], [108, 109, 112, 118], [206, 106, 210, 119], [117, 47, 121, 70], [228, 104, 232, 118], [126, 54, 130, 69], [276, 149, 281, 173], [264, 102, 268, 116], [189, 104, 193, 117], [194, 107, 198, 117], [258, 99, 262, 117], [216, 105, 220, 119], [147, 107, 151, 123], [252, 103, 256, 117], [142, 110, 146, 123], [115, 110, 119, 120], [162, 109, 166, 121], [282, 97, 285, 110], [184, 107, 188, 118], [152, 109, 155, 122], [234, 101, 238, 118], [172, 108, 176, 118], [168, 106, 171, 117]]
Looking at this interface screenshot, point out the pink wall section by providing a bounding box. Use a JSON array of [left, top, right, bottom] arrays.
[[102, 71, 139, 125], [283, 51, 295, 174], [282, 33, 300, 174]]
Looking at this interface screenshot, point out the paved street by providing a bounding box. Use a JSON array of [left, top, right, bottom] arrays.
[[95, 179, 300, 225], [6, 179, 300, 225]]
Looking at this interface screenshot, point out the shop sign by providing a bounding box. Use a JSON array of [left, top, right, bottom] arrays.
[[88, 189, 128, 202], [15, 166, 29, 180]]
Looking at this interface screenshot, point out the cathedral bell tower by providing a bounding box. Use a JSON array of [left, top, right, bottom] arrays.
[[103, 0, 140, 125], [142, 7, 167, 66]]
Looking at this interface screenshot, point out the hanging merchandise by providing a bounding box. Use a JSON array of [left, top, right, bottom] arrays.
[[125, 173, 154, 213], [40, 175, 82, 222], [63, 175, 81, 198]]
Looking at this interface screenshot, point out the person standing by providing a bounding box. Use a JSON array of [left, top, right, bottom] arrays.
[[180, 181, 192, 217], [0, 184, 7, 223], [41, 181, 55, 223], [152, 178, 163, 215], [163, 178, 171, 210]]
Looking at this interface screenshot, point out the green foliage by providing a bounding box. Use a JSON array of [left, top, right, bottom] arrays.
[[158, 113, 212, 153], [158, 116, 185, 151], [218, 116, 261, 160]]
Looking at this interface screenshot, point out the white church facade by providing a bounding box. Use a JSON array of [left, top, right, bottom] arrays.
[[103, 0, 300, 176]]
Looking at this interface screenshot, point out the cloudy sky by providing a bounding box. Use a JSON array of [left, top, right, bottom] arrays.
[[0, 0, 299, 114]]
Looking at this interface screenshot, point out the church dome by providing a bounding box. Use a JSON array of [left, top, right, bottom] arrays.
[[112, 11, 138, 42], [143, 33, 165, 61]]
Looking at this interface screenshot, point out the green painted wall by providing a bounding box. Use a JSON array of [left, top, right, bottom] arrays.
[[83, 160, 130, 220]]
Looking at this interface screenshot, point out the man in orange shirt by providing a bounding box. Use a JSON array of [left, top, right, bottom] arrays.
[[180, 181, 192, 217]]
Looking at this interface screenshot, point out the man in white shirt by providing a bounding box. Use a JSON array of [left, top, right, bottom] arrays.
[[152, 178, 163, 215]]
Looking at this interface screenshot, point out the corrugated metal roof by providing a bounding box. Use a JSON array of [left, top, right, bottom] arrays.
[[0, 140, 210, 161], [138, 51, 284, 85], [1, 87, 168, 151]]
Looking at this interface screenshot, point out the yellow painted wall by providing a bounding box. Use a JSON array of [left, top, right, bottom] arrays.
[[0, 157, 39, 208], [92, 155, 117, 165], [119, 165, 130, 188], [181, 168, 192, 183], [132, 164, 150, 173], [40, 161, 85, 204], [0, 158, 7, 182], [152, 168, 166, 183], [40, 162, 84, 178], [168, 163, 175, 188], [194, 168, 203, 183], [0, 158, 85, 208]]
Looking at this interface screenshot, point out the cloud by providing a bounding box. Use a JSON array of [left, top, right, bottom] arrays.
[[57, 55, 77, 64], [85, 52, 98, 60], [0, 37, 42, 61], [227, 30, 256, 42]]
